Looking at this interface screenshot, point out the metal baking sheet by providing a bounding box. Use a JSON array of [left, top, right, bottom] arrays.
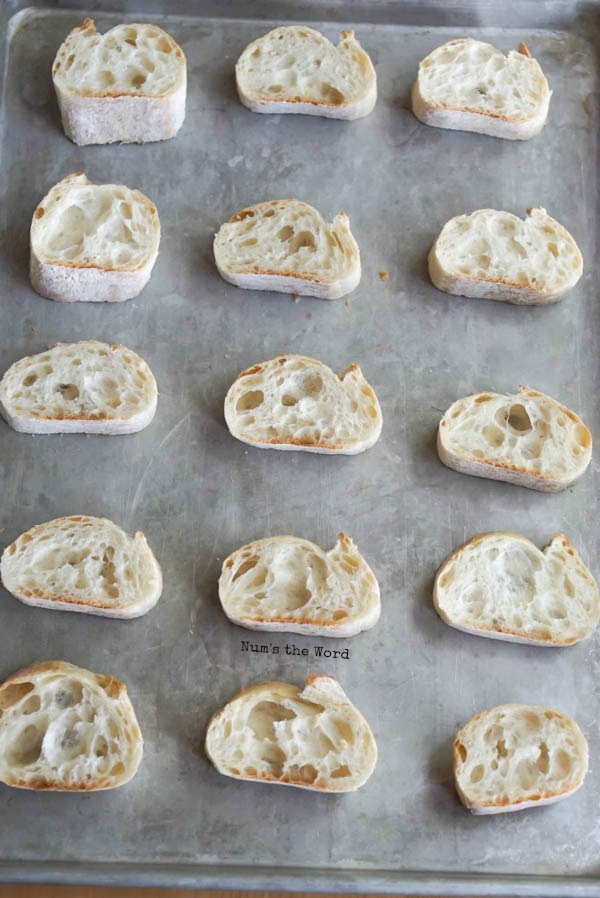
[[0, 0, 599, 893]]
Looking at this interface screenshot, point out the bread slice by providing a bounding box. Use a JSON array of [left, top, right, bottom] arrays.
[[412, 38, 551, 140], [453, 704, 588, 814], [1, 516, 162, 619], [0, 340, 157, 435], [434, 532, 600, 646], [437, 386, 592, 492], [205, 675, 377, 792], [235, 26, 376, 120], [30, 173, 160, 303], [224, 354, 382, 454], [219, 533, 380, 637], [429, 207, 583, 304], [214, 199, 360, 300], [52, 18, 186, 145], [0, 660, 143, 791]]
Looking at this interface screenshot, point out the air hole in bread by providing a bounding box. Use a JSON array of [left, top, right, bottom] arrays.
[[101, 547, 119, 599], [456, 741, 467, 762], [548, 242, 559, 258], [281, 394, 298, 407], [320, 83, 345, 105], [264, 209, 275, 218], [232, 555, 259, 582], [268, 84, 283, 93], [236, 390, 264, 412], [287, 763, 318, 783], [506, 403, 532, 433], [575, 423, 591, 449], [332, 610, 348, 620], [536, 741, 550, 773], [55, 682, 83, 707], [248, 700, 296, 741], [330, 764, 351, 778], [0, 682, 34, 712], [277, 225, 294, 241], [23, 374, 38, 387], [470, 763, 484, 783], [474, 394, 493, 403], [260, 742, 286, 776], [496, 739, 508, 758], [55, 383, 80, 402], [110, 761, 125, 776], [34, 207, 45, 220], [553, 749, 572, 777], [334, 719, 355, 744], [22, 694, 41, 714], [241, 237, 257, 247], [290, 231, 317, 253]]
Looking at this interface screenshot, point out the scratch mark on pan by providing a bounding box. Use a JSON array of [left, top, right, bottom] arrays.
[[127, 413, 191, 521]]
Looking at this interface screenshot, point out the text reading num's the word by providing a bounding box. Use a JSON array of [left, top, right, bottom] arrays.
[[241, 640, 350, 660]]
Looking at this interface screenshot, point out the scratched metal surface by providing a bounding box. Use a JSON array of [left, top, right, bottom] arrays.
[[0, 1, 599, 893]]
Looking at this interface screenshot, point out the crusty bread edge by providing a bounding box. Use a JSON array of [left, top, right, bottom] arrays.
[[214, 263, 361, 300], [411, 80, 549, 140], [0, 399, 157, 435], [55, 83, 186, 147], [433, 531, 598, 646], [30, 251, 159, 303]]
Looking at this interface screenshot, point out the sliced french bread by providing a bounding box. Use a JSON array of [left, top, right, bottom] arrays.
[[412, 38, 551, 139], [30, 173, 160, 303], [224, 354, 382, 454], [437, 386, 592, 491], [429, 207, 583, 304], [219, 533, 380, 637], [205, 675, 377, 792], [236, 26, 377, 120], [52, 18, 186, 145], [434, 532, 600, 646], [0, 660, 143, 791], [214, 199, 360, 299], [0, 340, 157, 435], [1, 516, 162, 619], [453, 704, 588, 814]]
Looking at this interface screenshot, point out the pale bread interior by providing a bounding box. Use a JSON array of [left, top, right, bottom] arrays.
[[31, 174, 160, 272], [52, 19, 185, 98], [0, 661, 143, 791], [438, 387, 592, 486], [416, 38, 549, 121], [435, 532, 600, 645], [454, 704, 588, 814], [214, 200, 360, 289], [219, 533, 380, 635], [431, 207, 582, 297], [236, 26, 376, 115], [205, 675, 377, 791], [1, 516, 162, 618], [0, 340, 157, 430], [224, 355, 382, 454]]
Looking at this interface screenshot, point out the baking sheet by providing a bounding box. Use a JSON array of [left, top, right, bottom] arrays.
[[0, 1, 599, 893]]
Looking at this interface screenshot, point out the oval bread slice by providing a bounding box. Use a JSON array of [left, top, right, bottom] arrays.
[[52, 18, 186, 145], [429, 207, 583, 304], [219, 533, 380, 637], [224, 354, 382, 454], [453, 704, 588, 814], [412, 38, 551, 139], [30, 173, 160, 303], [434, 532, 600, 645], [1, 516, 163, 619], [0, 340, 158, 435], [437, 386, 592, 491], [205, 675, 377, 792], [214, 199, 361, 299], [0, 660, 143, 791], [236, 26, 377, 120]]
